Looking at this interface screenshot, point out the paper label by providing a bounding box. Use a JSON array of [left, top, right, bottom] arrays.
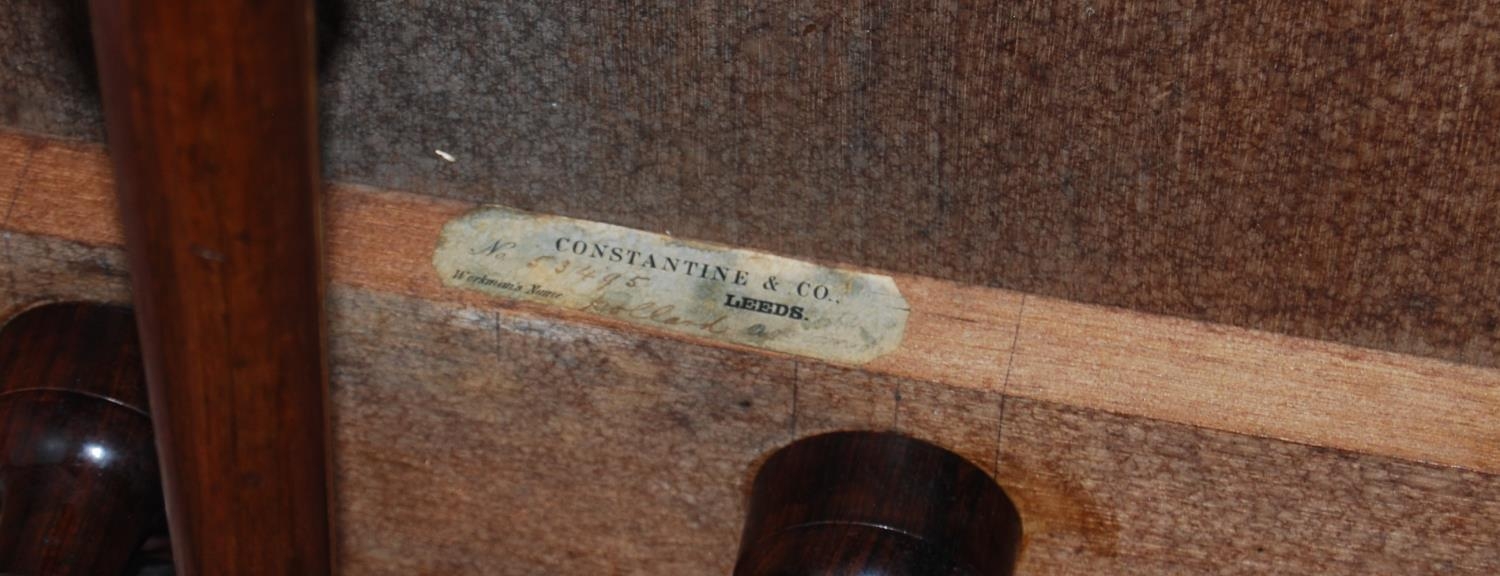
[[432, 206, 909, 363]]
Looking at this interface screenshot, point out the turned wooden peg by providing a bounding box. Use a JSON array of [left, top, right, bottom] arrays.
[[735, 431, 1022, 576], [0, 303, 163, 576]]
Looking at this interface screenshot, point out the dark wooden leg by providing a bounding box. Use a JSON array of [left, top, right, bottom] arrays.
[[735, 432, 1023, 576], [86, 0, 334, 573], [0, 303, 162, 575]]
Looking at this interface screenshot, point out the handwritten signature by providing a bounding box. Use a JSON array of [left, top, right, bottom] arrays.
[[579, 298, 730, 335]]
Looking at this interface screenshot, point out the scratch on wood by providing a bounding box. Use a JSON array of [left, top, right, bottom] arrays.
[[999, 294, 1028, 397]]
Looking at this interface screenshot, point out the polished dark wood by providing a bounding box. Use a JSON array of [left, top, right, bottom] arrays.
[[736, 432, 1022, 576], [86, 0, 334, 573], [0, 303, 162, 575]]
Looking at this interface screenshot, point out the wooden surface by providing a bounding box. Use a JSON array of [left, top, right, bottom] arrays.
[[3, 131, 1497, 475], [4, 128, 1500, 572], [0, 303, 160, 575], [736, 432, 1021, 576], [4, 3, 1497, 569], [334, 289, 1500, 575], [3, 234, 1499, 573], [86, 0, 333, 573], [5, 0, 1500, 372]]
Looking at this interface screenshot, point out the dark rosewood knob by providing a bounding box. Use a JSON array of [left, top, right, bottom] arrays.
[[0, 303, 163, 575], [735, 431, 1022, 576]]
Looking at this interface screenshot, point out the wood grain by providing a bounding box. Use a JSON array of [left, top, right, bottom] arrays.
[[4, 130, 1497, 475], [7, 0, 1499, 371], [86, 0, 333, 572], [303, 288, 1500, 575], [0, 303, 160, 575], [2, 247, 1498, 574], [998, 397, 1500, 574], [1010, 295, 1500, 473]]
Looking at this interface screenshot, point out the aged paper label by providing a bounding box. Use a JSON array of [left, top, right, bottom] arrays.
[[433, 206, 909, 363]]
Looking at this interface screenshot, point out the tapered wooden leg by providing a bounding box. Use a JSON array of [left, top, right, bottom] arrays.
[[736, 431, 1023, 576], [0, 303, 162, 575], [86, 0, 334, 573]]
